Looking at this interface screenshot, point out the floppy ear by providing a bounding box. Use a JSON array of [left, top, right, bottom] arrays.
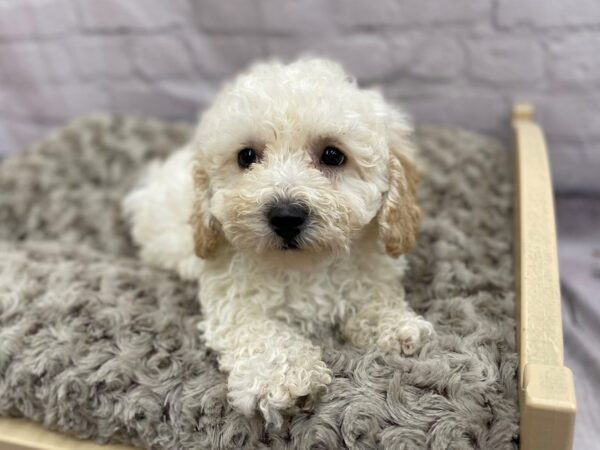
[[378, 120, 422, 258], [190, 162, 222, 259]]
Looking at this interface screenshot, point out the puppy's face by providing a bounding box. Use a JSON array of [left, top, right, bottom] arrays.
[[191, 59, 421, 263]]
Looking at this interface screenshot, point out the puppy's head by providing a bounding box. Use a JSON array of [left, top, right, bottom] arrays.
[[190, 58, 421, 263]]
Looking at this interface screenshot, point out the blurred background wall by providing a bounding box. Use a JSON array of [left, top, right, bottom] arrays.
[[1, 0, 599, 192]]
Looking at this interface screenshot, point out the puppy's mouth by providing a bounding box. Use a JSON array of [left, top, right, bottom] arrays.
[[281, 240, 301, 251]]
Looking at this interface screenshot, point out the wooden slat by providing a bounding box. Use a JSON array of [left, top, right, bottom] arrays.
[[0, 418, 138, 450], [512, 103, 576, 450]]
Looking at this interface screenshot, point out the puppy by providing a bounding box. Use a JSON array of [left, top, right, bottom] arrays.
[[123, 58, 434, 426]]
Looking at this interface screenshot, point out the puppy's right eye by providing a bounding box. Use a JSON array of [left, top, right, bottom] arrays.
[[238, 148, 258, 169]]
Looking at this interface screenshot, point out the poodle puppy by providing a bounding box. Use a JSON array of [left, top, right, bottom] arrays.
[[123, 58, 434, 426]]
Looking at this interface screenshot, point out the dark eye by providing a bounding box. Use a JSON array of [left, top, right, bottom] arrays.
[[321, 146, 346, 167], [238, 147, 258, 169]]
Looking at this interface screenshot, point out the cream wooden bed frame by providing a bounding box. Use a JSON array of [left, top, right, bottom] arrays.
[[512, 103, 576, 450], [0, 103, 576, 450]]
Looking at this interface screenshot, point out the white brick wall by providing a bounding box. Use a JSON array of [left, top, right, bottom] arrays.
[[0, 0, 599, 192]]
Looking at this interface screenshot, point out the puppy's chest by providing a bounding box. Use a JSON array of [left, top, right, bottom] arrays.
[[267, 262, 399, 330], [272, 273, 351, 325], [201, 253, 406, 334]]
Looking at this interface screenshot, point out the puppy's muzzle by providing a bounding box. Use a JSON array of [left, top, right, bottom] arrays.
[[267, 201, 308, 248]]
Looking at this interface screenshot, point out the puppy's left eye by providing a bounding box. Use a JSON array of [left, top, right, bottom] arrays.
[[321, 146, 346, 167]]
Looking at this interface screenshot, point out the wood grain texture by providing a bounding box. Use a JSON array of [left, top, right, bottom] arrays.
[[513, 103, 576, 450]]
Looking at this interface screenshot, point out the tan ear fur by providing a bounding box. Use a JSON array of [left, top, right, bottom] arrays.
[[378, 150, 422, 258], [190, 163, 222, 259]]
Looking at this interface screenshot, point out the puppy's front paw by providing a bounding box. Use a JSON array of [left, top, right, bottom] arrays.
[[376, 315, 434, 355], [227, 353, 332, 427]]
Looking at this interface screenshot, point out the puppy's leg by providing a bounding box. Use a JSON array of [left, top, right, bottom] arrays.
[[122, 146, 201, 280], [342, 296, 434, 355], [203, 316, 332, 427]]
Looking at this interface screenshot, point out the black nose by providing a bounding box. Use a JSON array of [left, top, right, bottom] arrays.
[[267, 202, 308, 242]]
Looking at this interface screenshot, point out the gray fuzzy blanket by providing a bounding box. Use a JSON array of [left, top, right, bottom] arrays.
[[0, 115, 518, 449]]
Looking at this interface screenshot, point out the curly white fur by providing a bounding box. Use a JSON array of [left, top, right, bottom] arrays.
[[123, 58, 434, 427]]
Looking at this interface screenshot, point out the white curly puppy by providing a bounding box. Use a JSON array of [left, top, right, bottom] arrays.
[[123, 58, 433, 426]]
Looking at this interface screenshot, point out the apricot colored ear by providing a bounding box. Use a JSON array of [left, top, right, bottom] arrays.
[[378, 150, 422, 257], [190, 164, 222, 259]]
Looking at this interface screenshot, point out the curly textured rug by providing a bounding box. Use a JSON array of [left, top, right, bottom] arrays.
[[0, 115, 518, 450]]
